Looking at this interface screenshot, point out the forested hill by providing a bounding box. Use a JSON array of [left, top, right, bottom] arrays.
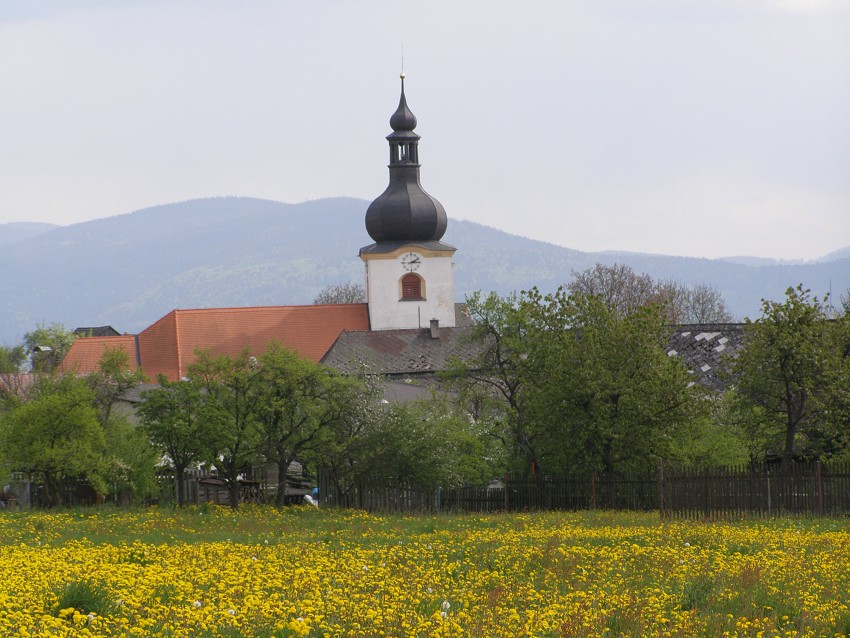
[[1, 196, 848, 345], [0, 221, 59, 246]]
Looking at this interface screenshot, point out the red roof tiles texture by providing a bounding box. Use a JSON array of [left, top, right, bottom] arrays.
[[138, 311, 180, 382], [59, 335, 138, 375], [60, 304, 370, 381]]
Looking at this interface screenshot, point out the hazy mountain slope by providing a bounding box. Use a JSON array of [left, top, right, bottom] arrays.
[[1, 197, 847, 345], [0, 221, 59, 246], [818, 246, 850, 263]]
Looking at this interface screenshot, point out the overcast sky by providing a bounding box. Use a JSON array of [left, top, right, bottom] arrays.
[[1, 0, 848, 260]]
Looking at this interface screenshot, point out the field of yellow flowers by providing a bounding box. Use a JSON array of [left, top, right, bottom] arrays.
[[0, 505, 847, 637]]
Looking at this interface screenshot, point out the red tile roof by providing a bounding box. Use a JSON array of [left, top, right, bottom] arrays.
[[60, 304, 370, 381], [59, 335, 139, 375]]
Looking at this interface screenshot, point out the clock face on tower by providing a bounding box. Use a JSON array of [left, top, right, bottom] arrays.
[[401, 252, 421, 271]]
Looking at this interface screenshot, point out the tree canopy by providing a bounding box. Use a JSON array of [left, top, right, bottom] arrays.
[[521, 288, 703, 475], [313, 282, 366, 305], [0, 345, 26, 373], [568, 262, 733, 323], [0, 374, 105, 506], [254, 343, 362, 506], [445, 287, 705, 477], [138, 375, 210, 506], [24, 323, 77, 372], [731, 285, 850, 467]]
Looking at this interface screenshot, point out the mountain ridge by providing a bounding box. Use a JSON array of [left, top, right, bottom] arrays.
[[0, 221, 60, 246]]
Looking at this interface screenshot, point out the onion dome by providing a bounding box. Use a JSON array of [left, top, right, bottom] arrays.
[[389, 78, 417, 131], [365, 74, 448, 243]]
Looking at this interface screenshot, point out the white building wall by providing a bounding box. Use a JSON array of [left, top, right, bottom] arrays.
[[363, 250, 455, 330]]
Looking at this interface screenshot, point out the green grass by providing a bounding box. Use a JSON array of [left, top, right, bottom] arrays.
[[54, 579, 117, 616]]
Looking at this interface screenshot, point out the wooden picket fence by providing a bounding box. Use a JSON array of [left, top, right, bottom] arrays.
[[658, 461, 850, 518], [435, 461, 850, 518], [315, 461, 850, 517], [440, 472, 659, 513], [318, 483, 437, 513]]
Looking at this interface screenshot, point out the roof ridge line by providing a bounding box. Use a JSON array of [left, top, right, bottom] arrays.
[[164, 303, 370, 315]]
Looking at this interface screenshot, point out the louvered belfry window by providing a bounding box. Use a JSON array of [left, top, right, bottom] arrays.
[[401, 273, 422, 299]]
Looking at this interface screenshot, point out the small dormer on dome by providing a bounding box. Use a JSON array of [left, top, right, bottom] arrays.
[[365, 74, 448, 244]]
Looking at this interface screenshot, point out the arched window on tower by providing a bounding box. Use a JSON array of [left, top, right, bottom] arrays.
[[401, 273, 424, 300]]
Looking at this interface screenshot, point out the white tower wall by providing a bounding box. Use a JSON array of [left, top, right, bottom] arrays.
[[362, 248, 455, 330]]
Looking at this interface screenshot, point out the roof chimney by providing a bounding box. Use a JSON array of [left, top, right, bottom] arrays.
[[430, 318, 440, 339]]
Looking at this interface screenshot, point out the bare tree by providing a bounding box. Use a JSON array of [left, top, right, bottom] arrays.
[[568, 263, 733, 323], [681, 283, 733, 323], [567, 263, 660, 317], [313, 282, 366, 305]]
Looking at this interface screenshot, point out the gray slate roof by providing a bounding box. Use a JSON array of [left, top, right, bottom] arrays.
[[73, 325, 121, 337], [323, 321, 746, 391], [321, 325, 480, 377], [665, 323, 745, 391]]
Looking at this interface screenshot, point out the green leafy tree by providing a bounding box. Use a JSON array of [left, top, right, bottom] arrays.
[[664, 391, 750, 467], [731, 285, 850, 468], [86, 348, 147, 430], [24, 323, 77, 372], [254, 343, 362, 506], [0, 374, 105, 506], [0, 345, 26, 373], [188, 349, 263, 508], [138, 376, 210, 506], [520, 288, 703, 475], [446, 288, 703, 477], [318, 391, 501, 503], [442, 290, 541, 475], [310, 373, 388, 503], [86, 348, 155, 503], [395, 395, 503, 486]]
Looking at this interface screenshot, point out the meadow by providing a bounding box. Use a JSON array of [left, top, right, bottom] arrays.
[[0, 505, 848, 637]]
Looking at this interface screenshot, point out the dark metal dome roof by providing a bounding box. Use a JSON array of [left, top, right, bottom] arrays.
[[389, 76, 417, 132], [365, 75, 447, 244]]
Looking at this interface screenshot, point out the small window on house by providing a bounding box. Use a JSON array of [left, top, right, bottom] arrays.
[[401, 273, 423, 299]]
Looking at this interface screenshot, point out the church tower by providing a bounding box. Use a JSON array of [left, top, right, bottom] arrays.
[[360, 74, 456, 330]]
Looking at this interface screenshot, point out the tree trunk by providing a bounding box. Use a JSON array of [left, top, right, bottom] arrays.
[[225, 460, 240, 508], [782, 420, 796, 473], [45, 473, 62, 508], [514, 408, 542, 477], [228, 479, 240, 509], [782, 393, 804, 472], [175, 464, 186, 507], [275, 458, 289, 507]]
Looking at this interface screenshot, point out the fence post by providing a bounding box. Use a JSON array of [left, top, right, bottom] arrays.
[[766, 467, 771, 515], [815, 460, 824, 516], [658, 459, 665, 517], [503, 473, 509, 512], [591, 473, 597, 509]]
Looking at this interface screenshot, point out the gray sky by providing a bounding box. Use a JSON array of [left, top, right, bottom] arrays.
[[2, 0, 849, 260]]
